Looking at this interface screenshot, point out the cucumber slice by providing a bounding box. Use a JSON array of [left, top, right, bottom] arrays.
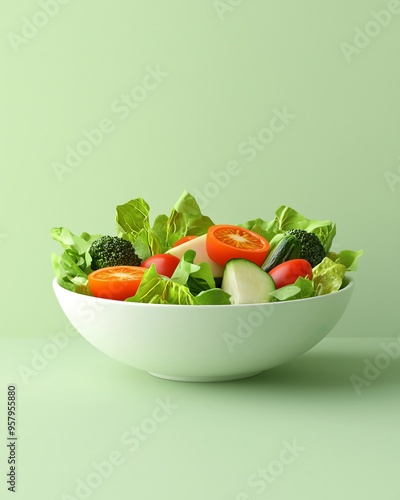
[[221, 259, 276, 304]]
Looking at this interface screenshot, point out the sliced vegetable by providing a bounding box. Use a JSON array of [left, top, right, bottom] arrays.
[[140, 254, 180, 278], [126, 264, 231, 305], [261, 234, 301, 272], [206, 225, 270, 267], [268, 259, 312, 289], [221, 259, 276, 304], [88, 266, 146, 301], [166, 233, 224, 278]]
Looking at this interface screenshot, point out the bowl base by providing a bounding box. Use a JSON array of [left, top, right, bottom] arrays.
[[147, 370, 264, 382]]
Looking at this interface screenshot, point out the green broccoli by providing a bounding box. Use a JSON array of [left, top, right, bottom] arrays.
[[88, 236, 141, 270], [285, 229, 325, 268]]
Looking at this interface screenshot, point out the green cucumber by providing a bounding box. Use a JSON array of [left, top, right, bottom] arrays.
[[221, 259, 276, 304], [261, 234, 301, 273]]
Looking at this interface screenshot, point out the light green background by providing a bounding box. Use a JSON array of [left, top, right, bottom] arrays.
[[1, 0, 399, 339], [1, 3, 400, 500]]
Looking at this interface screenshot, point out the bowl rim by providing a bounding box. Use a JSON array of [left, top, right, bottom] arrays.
[[52, 275, 354, 309]]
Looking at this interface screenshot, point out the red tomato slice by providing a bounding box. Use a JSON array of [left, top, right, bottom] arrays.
[[140, 254, 180, 277], [268, 259, 313, 289], [172, 235, 198, 248], [206, 225, 270, 267], [88, 266, 146, 301]]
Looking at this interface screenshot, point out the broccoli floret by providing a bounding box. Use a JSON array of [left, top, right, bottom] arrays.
[[285, 229, 325, 268], [88, 236, 141, 270]]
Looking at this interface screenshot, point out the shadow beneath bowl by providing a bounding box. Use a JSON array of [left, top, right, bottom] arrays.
[[236, 348, 400, 394]]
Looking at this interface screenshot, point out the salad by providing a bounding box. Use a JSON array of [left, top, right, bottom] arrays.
[[50, 191, 362, 305]]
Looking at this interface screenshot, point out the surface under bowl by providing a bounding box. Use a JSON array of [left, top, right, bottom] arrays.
[[52, 277, 354, 382]]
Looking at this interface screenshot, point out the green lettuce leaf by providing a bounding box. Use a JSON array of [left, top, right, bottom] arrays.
[[116, 198, 164, 260], [312, 257, 347, 295], [194, 288, 231, 305], [126, 265, 195, 305], [327, 249, 363, 271], [171, 250, 215, 295], [240, 205, 336, 252], [116, 191, 214, 259], [126, 264, 230, 305], [165, 190, 214, 247], [50, 227, 102, 293], [269, 277, 315, 302]]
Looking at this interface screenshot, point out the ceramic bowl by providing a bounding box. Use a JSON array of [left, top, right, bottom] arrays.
[[52, 276, 354, 382]]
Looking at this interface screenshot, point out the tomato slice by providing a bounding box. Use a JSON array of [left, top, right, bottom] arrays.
[[88, 266, 146, 301], [206, 225, 270, 267], [172, 235, 198, 248], [268, 259, 313, 289]]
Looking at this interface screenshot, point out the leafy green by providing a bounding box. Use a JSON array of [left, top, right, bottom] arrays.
[[269, 277, 315, 301], [51, 192, 362, 305], [240, 205, 336, 253], [116, 198, 163, 260], [194, 288, 231, 305], [327, 249, 363, 271], [115, 191, 214, 259], [171, 250, 215, 295], [312, 257, 347, 295], [126, 264, 230, 305], [165, 190, 214, 247], [269, 257, 348, 302], [126, 265, 195, 305], [50, 227, 102, 293]]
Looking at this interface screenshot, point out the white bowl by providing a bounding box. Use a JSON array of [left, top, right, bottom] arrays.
[[52, 276, 355, 382]]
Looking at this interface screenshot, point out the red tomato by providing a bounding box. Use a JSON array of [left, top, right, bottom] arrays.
[[268, 259, 313, 289], [172, 235, 198, 248], [140, 254, 180, 277], [206, 225, 270, 267], [88, 266, 146, 301]]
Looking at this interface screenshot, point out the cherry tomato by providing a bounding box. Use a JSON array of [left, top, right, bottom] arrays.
[[140, 253, 180, 277], [268, 259, 313, 289], [206, 225, 270, 267], [172, 235, 198, 248], [88, 266, 146, 301]]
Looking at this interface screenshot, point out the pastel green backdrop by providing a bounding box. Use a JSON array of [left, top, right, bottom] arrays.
[[1, 0, 399, 338]]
